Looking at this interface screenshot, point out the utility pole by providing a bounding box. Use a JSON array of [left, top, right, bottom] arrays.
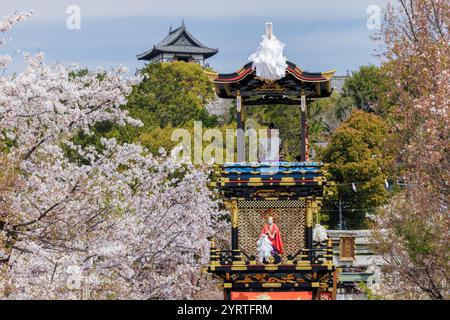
[[338, 198, 343, 230]]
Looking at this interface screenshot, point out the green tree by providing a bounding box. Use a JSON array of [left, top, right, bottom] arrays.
[[127, 61, 218, 128], [342, 65, 394, 116], [308, 92, 354, 139], [320, 109, 390, 229], [244, 104, 302, 161], [244, 92, 354, 161]]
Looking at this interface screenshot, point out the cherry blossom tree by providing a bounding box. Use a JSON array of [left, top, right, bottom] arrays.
[[0, 12, 226, 299], [0, 11, 33, 68], [372, 0, 449, 300]]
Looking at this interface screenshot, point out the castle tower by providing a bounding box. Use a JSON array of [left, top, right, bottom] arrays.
[[137, 20, 218, 66]]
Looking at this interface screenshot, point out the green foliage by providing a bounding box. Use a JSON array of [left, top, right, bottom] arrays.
[[68, 68, 89, 79], [394, 218, 437, 264], [244, 92, 354, 161], [358, 282, 383, 300], [342, 65, 394, 116], [244, 104, 301, 161], [0, 131, 16, 154], [308, 92, 354, 139], [68, 68, 107, 82], [128, 61, 218, 128], [138, 126, 179, 156], [320, 109, 390, 229]]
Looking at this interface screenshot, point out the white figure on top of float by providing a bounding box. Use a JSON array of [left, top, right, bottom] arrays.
[[248, 22, 288, 81]]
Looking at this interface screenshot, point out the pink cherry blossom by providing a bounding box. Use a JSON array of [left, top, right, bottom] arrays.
[[0, 12, 227, 300]]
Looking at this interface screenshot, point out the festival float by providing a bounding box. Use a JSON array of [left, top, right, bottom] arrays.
[[207, 23, 337, 300]]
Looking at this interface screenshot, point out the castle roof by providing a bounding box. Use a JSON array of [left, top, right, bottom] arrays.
[[137, 21, 218, 61]]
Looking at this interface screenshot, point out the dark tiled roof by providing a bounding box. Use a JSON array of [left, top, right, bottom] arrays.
[[137, 22, 218, 60]]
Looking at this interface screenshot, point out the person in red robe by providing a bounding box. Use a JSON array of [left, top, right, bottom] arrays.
[[260, 216, 284, 254]]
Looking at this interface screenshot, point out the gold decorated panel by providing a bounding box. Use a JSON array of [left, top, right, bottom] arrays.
[[237, 200, 306, 263]]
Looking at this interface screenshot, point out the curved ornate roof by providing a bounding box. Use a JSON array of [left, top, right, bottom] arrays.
[[137, 21, 218, 61], [206, 61, 336, 100], [212, 61, 335, 84]]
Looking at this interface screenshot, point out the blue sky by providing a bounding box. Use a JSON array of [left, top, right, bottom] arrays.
[[3, 0, 388, 75]]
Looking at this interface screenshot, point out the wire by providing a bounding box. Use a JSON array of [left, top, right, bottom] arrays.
[[319, 207, 380, 212], [329, 179, 412, 189], [331, 179, 408, 187]]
